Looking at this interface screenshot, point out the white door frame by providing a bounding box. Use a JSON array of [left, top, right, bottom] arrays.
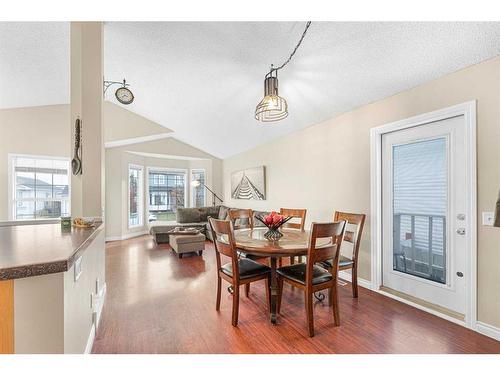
[[370, 101, 477, 329]]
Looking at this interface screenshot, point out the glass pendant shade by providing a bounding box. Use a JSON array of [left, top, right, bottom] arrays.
[[255, 76, 288, 122]]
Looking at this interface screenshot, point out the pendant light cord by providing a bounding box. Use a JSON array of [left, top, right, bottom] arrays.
[[270, 21, 312, 73]]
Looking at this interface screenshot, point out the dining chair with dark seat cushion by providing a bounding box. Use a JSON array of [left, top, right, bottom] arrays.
[[321, 255, 354, 269], [279, 208, 307, 265], [221, 258, 271, 279], [228, 208, 254, 230], [276, 220, 346, 337], [321, 211, 366, 298], [228, 208, 269, 296], [209, 217, 271, 327], [277, 263, 333, 285]]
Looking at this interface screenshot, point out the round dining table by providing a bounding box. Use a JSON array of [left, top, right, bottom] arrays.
[[231, 227, 331, 324]]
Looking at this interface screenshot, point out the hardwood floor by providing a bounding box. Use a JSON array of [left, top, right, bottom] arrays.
[[92, 235, 500, 354]]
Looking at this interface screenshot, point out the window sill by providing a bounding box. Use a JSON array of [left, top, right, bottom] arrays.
[[1, 218, 61, 227], [128, 224, 144, 229]]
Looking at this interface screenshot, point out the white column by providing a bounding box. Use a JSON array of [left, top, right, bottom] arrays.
[[70, 22, 104, 218]]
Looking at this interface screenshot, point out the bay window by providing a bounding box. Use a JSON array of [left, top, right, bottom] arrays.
[[191, 169, 206, 208], [148, 169, 186, 222], [128, 165, 144, 227]]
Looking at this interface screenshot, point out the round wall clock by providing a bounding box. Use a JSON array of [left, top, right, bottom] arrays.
[[115, 87, 134, 105]]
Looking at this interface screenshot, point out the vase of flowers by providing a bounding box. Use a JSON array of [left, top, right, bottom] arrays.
[[255, 211, 292, 241]]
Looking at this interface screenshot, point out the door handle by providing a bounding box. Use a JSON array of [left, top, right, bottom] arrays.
[[457, 271, 464, 277], [456, 228, 465, 235]]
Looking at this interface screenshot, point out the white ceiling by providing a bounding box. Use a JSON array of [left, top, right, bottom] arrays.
[[2, 22, 500, 158]]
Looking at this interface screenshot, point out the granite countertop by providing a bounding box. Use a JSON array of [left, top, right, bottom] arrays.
[[0, 222, 103, 280]]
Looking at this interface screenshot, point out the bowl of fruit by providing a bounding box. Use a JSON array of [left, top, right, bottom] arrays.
[[72, 217, 95, 228]]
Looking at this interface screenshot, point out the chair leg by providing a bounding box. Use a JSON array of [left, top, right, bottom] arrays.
[[232, 283, 240, 327], [216, 276, 222, 311], [328, 287, 333, 306], [305, 290, 314, 337], [277, 276, 284, 314], [352, 267, 359, 298], [245, 283, 250, 298], [332, 283, 340, 327], [264, 276, 271, 312]]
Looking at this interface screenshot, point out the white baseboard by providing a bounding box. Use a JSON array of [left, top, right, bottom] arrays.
[[84, 282, 107, 354], [95, 282, 107, 329], [476, 321, 500, 341], [84, 324, 96, 354], [338, 270, 372, 290], [106, 230, 148, 242]]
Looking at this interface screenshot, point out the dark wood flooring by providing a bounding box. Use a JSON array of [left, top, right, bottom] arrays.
[[91, 235, 500, 354]]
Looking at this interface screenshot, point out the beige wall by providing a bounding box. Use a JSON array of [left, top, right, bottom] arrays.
[[0, 105, 71, 221], [103, 101, 171, 142], [105, 138, 222, 239], [222, 55, 500, 329], [0, 103, 175, 221]]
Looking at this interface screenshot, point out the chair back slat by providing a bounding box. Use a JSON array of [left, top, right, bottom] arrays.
[[344, 230, 355, 243], [228, 209, 254, 230], [280, 208, 306, 230], [208, 217, 239, 279], [306, 221, 346, 286], [334, 211, 366, 262], [313, 244, 338, 264]]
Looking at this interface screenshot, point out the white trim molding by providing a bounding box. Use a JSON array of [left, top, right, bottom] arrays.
[[105, 230, 149, 242], [476, 321, 500, 341], [338, 270, 372, 290], [84, 323, 96, 354], [105, 132, 174, 149], [370, 101, 477, 329], [84, 282, 107, 354]]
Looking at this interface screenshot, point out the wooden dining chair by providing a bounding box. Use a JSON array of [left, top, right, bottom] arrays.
[[276, 221, 346, 337], [228, 208, 268, 295], [209, 217, 271, 327], [228, 208, 254, 230], [280, 208, 307, 265], [321, 212, 366, 298]]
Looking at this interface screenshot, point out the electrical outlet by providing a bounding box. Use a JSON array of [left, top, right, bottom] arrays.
[[482, 212, 495, 226]]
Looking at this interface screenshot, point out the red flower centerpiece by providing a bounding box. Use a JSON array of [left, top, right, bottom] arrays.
[[255, 211, 293, 241]]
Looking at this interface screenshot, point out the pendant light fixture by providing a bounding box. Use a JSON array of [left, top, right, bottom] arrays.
[[255, 21, 312, 123]]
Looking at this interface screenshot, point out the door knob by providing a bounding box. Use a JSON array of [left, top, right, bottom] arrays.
[[457, 271, 464, 277], [456, 228, 465, 235]]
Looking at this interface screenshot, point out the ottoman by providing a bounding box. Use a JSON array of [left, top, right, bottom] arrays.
[[169, 233, 206, 258]]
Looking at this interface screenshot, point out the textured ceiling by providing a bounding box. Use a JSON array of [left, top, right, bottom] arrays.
[[1, 22, 500, 158]]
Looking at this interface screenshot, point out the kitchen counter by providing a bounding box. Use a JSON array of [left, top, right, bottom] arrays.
[[0, 222, 103, 280], [0, 221, 106, 354]]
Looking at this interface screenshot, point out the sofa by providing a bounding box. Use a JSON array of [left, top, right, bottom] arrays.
[[148, 205, 269, 244]]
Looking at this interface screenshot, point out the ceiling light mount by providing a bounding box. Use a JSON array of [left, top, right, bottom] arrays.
[[255, 21, 312, 123]]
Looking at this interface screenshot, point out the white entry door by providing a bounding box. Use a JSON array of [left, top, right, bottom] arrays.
[[381, 115, 468, 315]]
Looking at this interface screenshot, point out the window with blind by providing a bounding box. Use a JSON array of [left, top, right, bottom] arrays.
[[10, 155, 70, 220], [392, 137, 447, 283], [191, 169, 206, 208], [148, 169, 186, 222], [128, 165, 144, 227]]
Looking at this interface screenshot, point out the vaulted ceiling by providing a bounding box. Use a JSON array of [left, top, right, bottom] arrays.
[[1, 22, 500, 158]]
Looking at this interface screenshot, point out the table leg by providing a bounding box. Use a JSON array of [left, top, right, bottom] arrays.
[[269, 257, 278, 324]]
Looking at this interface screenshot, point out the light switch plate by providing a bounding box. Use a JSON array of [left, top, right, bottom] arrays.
[[482, 212, 494, 226]]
